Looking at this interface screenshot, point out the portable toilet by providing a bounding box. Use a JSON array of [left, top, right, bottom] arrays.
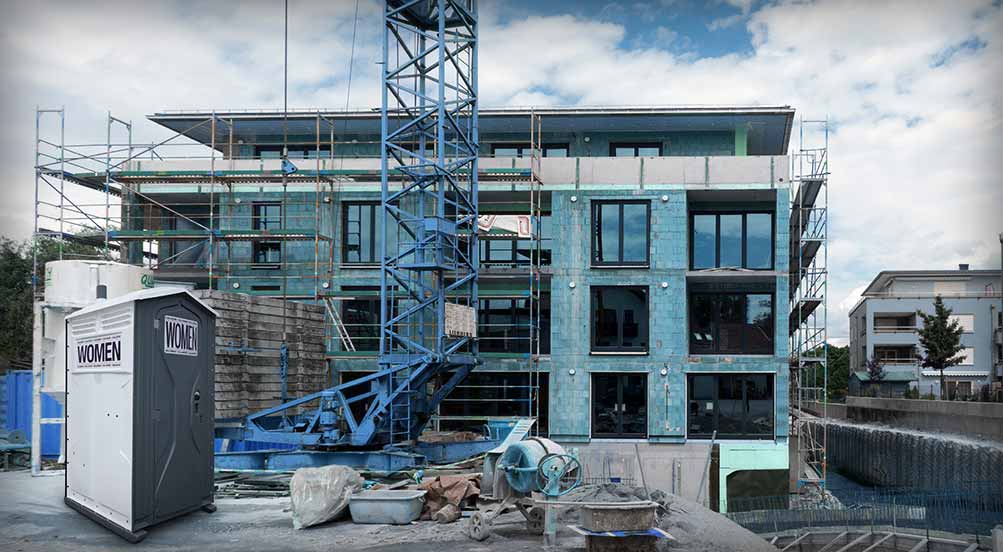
[[64, 287, 217, 542]]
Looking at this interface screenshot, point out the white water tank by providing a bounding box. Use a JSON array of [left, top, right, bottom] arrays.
[[40, 261, 153, 404], [44, 260, 152, 308]]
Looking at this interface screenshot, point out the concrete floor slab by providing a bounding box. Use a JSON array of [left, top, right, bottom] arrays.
[[0, 470, 556, 552]]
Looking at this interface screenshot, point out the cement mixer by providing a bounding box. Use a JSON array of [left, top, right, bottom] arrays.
[[468, 437, 581, 542]]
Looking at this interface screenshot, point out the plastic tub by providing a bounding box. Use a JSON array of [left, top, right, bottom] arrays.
[[349, 490, 427, 524]]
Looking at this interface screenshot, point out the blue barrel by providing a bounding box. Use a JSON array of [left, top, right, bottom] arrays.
[[498, 438, 564, 494]]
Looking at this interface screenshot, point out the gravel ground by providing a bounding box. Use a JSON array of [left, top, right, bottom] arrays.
[[1, 471, 777, 552]]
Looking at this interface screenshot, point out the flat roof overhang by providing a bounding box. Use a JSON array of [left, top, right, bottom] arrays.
[[862, 270, 1003, 295], [148, 105, 796, 156]]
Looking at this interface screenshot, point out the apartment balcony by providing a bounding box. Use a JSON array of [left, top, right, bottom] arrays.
[[870, 314, 919, 345], [873, 346, 918, 368], [65, 154, 788, 194]]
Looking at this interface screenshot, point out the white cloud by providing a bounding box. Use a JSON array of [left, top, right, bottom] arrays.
[[654, 26, 678, 45], [1, 0, 1001, 344], [708, 14, 743, 31]]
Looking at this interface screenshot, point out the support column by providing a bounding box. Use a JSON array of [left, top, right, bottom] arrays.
[[734, 125, 748, 156]]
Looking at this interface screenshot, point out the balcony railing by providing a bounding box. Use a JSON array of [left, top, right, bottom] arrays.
[[866, 291, 1003, 299], [108, 154, 788, 188], [873, 326, 917, 334], [874, 358, 917, 365]]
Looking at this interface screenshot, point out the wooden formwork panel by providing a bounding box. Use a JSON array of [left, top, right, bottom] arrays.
[[194, 290, 329, 418]]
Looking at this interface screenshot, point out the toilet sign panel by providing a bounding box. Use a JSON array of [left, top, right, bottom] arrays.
[[164, 315, 199, 356], [76, 333, 123, 369]]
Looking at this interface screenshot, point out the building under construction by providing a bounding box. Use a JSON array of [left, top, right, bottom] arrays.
[[32, 104, 830, 512]]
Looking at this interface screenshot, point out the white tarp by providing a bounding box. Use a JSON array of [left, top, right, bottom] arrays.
[[477, 215, 531, 238], [290, 465, 365, 529]]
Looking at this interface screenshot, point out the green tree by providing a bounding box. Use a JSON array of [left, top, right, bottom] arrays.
[[0, 237, 106, 364], [826, 345, 850, 400], [865, 356, 886, 382], [864, 356, 886, 396], [915, 296, 965, 400], [798, 344, 849, 400]]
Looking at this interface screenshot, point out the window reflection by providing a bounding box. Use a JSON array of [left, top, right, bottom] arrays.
[[690, 212, 774, 270], [687, 373, 774, 439], [592, 373, 647, 438], [592, 286, 649, 353], [592, 201, 650, 266], [689, 292, 774, 354]]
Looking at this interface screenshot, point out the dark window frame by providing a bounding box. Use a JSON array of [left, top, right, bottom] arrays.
[[254, 144, 333, 159], [342, 201, 381, 265], [609, 142, 663, 157], [590, 285, 650, 354], [689, 211, 775, 270], [591, 372, 648, 438], [478, 295, 551, 355], [590, 200, 651, 268], [249, 284, 281, 292], [251, 202, 282, 269], [686, 373, 776, 440], [688, 291, 775, 355], [340, 292, 382, 352], [490, 143, 570, 158], [479, 213, 552, 268]]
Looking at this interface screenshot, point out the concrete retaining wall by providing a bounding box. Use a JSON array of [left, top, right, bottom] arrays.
[[800, 401, 848, 420], [813, 420, 1003, 489], [845, 397, 1003, 443]]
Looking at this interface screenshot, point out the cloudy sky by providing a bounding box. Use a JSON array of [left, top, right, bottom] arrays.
[[1, 0, 1001, 344]]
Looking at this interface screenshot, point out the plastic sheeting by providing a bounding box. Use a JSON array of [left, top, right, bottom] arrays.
[[290, 465, 364, 529]]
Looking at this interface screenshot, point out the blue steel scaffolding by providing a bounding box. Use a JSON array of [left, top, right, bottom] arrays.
[[379, 0, 480, 447]]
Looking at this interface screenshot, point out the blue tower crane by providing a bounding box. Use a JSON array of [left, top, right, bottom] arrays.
[[214, 0, 488, 472]]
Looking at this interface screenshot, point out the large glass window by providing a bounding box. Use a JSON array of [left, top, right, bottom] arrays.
[[252, 202, 282, 268], [690, 292, 774, 354], [253, 243, 281, 266], [591, 286, 649, 353], [438, 371, 550, 434], [341, 294, 381, 352], [687, 373, 775, 439], [690, 212, 774, 270], [478, 295, 551, 354], [591, 200, 650, 267], [592, 373, 647, 438], [342, 202, 380, 265], [610, 143, 662, 157], [339, 287, 399, 352]]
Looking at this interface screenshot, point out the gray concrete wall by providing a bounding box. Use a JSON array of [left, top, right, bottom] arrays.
[[800, 400, 847, 420], [845, 396, 1003, 443], [561, 441, 712, 503]]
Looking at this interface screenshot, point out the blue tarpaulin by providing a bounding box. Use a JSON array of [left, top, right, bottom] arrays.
[[5, 370, 62, 457]]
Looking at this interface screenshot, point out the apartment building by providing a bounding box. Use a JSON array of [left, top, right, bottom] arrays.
[[849, 267, 1003, 397], [42, 105, 809, 511]]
